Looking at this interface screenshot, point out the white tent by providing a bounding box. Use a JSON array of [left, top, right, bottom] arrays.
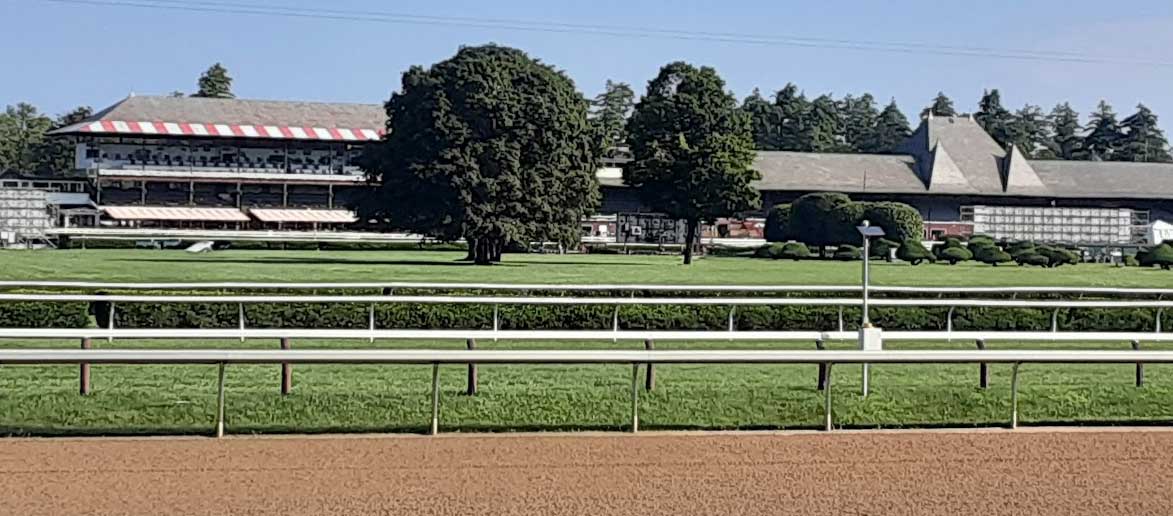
[[1147, 220, 1173, 245]]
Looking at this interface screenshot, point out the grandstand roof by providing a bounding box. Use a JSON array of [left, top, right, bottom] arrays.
[[50, 95, 386, 142]]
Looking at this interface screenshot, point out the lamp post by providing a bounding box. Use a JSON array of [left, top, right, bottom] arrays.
[[856, 220, 885, 397]]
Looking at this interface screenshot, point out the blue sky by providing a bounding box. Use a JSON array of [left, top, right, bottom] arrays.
[[4, 0, 1173, 129]]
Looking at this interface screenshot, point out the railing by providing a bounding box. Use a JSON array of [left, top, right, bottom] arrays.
[[3, 346, 1172, 437]]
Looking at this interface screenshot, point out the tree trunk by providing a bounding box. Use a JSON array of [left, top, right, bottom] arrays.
[[461, 238, 477, 262], [490, 239, 503, 262], [682, 218, 698, 265], [474, 238, 492, 265]]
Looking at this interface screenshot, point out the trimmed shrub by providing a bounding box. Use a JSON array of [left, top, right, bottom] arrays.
[[973, 245, 1013, 266], [897, 239, 935, 265], [1017, 254, 1050, 267], [779, 242, 812, 260], [1037, 246, 1080, 267], [833, 245, 861, 261], [0, 302, 90, 328], [790, 193, 861, 254], [967, 235, 995, 247], [754, 244, 779, 259], [1141, 243, 1173, 270], [764, 204, 790, 242], [860, 202, 924, 243], [870, 238, 900, 261], [1124, 255, 1141, 267], [938, 246, 973, 265], [933, 237, 966, 259]]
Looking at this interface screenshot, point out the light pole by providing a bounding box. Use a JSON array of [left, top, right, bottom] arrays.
[[856, 220, 885, 397]]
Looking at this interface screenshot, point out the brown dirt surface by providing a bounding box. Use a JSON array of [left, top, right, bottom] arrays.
[[2, 429, 1172, 516]]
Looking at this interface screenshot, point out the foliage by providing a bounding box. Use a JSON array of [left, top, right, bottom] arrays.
[[0, 103, 91, 176], [1081, 100, 1122, 160], [764, 203, 790, 242], [1009, 104, 1051, 158], [1017, 254, 1051, 267], [359, 45, 600, 264], [754, 243, 781, 259], [924, 92, 957, 117], [0, 301, 90, 327], [1124, 255, 1141, 267], [860, 201, 923, 242], [1047, 103, 1082, 160], [870, 238, 899, 260], [972, 244, 1013, 266], [838, 94, 879, 153], [933, 237, 965, 258], [1035, 246, 1081, 267], [974, 89, 1014, 147], [833, 244, 861, 261], [1118, 104, 1171, 163], [938, 246, 973, 265], [864, 99, 911, 153], [740, 89, 780, 151], [626, 61, 760, 264], [590, 80, 636, 159], [192, 63, 234, 99], [779, 242, 812, 260], [967, 235, 995, 248], [773, 83, 811, 151], [1140, 244, 1173, 270], [897, 239, 935, 265], [789, 193, 861, 252]]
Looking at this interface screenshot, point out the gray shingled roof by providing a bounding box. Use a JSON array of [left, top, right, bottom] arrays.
[[896, 115, 1007, 194], [1030, 160, 1173, 199], [50, 95, 386, 134], [752, 152, 923, 193]]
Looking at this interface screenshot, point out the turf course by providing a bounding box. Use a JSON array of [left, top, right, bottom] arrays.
[[2, 248, 1173, 435]]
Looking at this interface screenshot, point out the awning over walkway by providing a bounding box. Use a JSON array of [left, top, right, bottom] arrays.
[[102, 206, 250, 222], [250, 209, 357, 224]]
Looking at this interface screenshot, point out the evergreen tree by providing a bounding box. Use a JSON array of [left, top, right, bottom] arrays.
[[974, 89, 1014, 147], [1008, 104, 1050, 157], [861, 99, 911, 153], [32, 106, 93, 175], [740, 88, 781, 150], [626, 62, 760, 265], [0, 103, 53, 175], [193, 63, 235, 99], [839, 93, 879, 152], [589, 80, 635, 159], [1082, 100, 1123, 160], [773, 83, 811, 151], [923, 92, 957, 117], [807, 94, 844, 152], [1047, 102, 1082, 160], [1118, 104, 1172, 162]]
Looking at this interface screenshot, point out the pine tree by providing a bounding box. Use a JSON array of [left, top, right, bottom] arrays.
[[589, 80, 635, 158], [861, 99, 911, 153], [0, 103, 53, 175], [1118, 104, 1172, 162], [740, 88, 781, 150], [1082, 100, 1123, 160], [923, 92, 957, 117], [1008, 104, 1050, 157], [1047, 103, 1082, 160], [839, 93, 879, 152], [32, 106, 93, 175], [774, 83, 810, 151], [807, 95, 843, 152], [974, 89, 1014, 147], [193, 63, 235, 99]]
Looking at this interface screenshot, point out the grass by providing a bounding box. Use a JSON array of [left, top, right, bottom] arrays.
[[2, 338, 1172, 436], [1, 248, 1172, 287]]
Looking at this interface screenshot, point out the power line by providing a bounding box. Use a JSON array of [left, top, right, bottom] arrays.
[[34, 0, 1173, 68]]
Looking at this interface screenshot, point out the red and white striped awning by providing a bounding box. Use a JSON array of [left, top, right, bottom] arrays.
[[102, 206, 250, 222], [250, 209, 358, 224], [73, 121, 383, 142]]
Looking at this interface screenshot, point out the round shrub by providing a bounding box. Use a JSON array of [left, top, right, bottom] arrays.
[[764, 204, 790, 242], [780, 242, 812, 260], [897, 239, 935, 265], [933, 237, 965, 259], [1016, 253, 1050, 267], [754, 244, 781, 259], [870, 238, 900, 261], [968, 234, 995, 248], [973, 245, 1012, 266], [860, 202, 924, 242], [833, 244, 861, 261], [939, 246, 973, 265], [1037, 246, 1080, 267], [1142, 243, 1173, 270]]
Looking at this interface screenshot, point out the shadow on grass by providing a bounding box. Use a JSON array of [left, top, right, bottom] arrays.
[[113, 256, 659, 268]]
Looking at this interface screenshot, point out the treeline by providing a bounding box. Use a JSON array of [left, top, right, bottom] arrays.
[[0, 104, 91, 177], [735, 86, 1172, 162]]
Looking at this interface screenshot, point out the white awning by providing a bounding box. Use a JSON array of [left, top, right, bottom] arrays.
[[250, 209, 357, 224], [102, 206, 250, 222]]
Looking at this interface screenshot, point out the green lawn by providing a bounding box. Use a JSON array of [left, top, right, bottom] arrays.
[[0, 248, 1170, 287]]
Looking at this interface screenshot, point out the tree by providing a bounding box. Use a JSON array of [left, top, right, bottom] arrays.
[[974, 89, 1014, 147], [839, 93, 879, 152], [0, 103, 53, 175], [590, 80, 635, 158], [764, 203, 790, 242], [774, 83, 811, 151], [861, 99, 910, 153], [359, 45, 600, 265], [32, 106, 93, 175], [804, 95, 843, 152], [1082, 100, 1123, 160], [1009, 104, 1050, 157], [193, 63, 235, 99], [625, 61, 760, 265], [789, 192, 861, 256], [1047, 103, 1082, 160], [897, 239, 935, 265], [1118, 104, 1171, 163], [924, 92, 957, 117], [740, 89, 780, 150], [860, 201, 924, 242]]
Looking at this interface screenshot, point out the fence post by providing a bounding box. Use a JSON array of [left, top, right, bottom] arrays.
[[238, 303, 246, 343], [492, 304, 499, 342], [1051, 308, 1060, 333], [946, 306, 955, 335], [815, 339, 827, 391], [823, 362, 834, 431], [280, 337, 292, 395], [837, 306, 844, 332], [612, 306, 620, 343], [430, 363, 441, 435], [1010, 362, 1021, 429], [216, 363, 227, 438], [1157, 309, 1164, 334], [1133, 340, 1144, 388], [107, 301, 115, 344], [727, 306, 736, 339], [630, 363, 640, 433], [79, 338, 91, 395], [465, 338, 478, 395], [644, 339, 655, 391], [368, 303, 375, 344], [976, 339, 988, 390]]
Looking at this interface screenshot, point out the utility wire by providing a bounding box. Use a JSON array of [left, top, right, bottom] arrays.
[[34, 0, 1173, 68]]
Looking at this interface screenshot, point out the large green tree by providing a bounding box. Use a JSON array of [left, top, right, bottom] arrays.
[[0, 103, 53, 175], [740, 89, 780, 150], [1009, 104, 1050, 157], [359, 45, 600, 264], [30, 106, 93, 176], [924, 92, 957, 117], [625, 62, 760, 264], [1118, 104, 1171, 162], [1047, 103, 1082, 160], [861, 99, 910, 153], [1081, 100, 1123, 160], [806, 94, 843, 152], [589, 80, 635, 159], [193, 63, 235, 99], [839, 93, 880, 152], [774, 83, 811, 151], [974, 89, 1014, 147]]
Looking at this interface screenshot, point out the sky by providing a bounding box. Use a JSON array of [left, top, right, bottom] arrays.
[[4, 0, 1173, 130]]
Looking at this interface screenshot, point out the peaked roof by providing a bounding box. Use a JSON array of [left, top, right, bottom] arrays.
[[925, 143, 977, 193], [896, 115, 1006, 193], [1003, 145, 1048, 194]]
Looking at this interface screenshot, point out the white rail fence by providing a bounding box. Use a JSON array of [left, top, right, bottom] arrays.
[[2, 346, 1172, 436]]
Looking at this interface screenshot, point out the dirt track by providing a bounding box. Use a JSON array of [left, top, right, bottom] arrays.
[[2, 429, 1172, 515]]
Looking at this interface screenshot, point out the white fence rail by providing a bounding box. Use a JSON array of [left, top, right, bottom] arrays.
[[2, 347, 1171, 437]]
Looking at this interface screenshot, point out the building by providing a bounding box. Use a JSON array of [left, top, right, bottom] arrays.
[[37, 94, 1173, 247]]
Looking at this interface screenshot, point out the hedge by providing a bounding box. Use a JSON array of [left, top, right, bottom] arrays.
[[0, 301, 90, 328]]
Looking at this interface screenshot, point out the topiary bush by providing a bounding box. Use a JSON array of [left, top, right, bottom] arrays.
[[1124, 254, 1141, 267], [870, 238, 900, 261], [780, 242, 812, 260], [860, 201, 924, 243], [967, 234, 996, 248], [973, 244, 1013, 266], [764, 204, 790, 242], [1016, 253, 1050, 267], [754, 244, 781, 259], [897, 239, 935, 265], [1037, 245, 1080, 267], [1141, 243, 1173, 270], [938, 246, 973, 265], [833, 245, 861, 261], [789, 193, 862, 256]]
